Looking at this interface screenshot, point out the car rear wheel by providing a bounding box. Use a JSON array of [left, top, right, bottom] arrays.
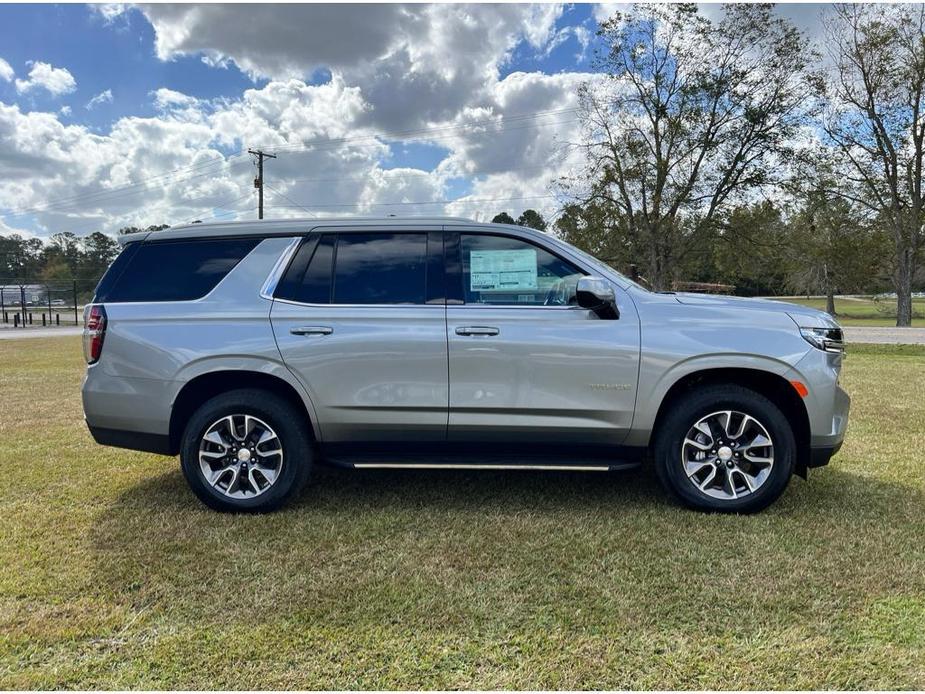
[[180, 388, 312, 512], [654, 384, 795, 513]]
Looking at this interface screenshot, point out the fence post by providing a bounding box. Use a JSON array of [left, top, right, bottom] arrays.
[[56, 314, 60, 326], [42, 313, 46, 326], [73, 280, 78, 326], [13, 313, 19, 328], [20, 286, 26, 327]]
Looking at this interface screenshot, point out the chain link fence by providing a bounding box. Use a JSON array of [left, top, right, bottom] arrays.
[[0, 278, 98, 328]]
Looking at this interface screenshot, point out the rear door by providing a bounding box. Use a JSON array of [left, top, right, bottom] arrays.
[[445, 228, 640, 445], [270, 228, 448, 442]]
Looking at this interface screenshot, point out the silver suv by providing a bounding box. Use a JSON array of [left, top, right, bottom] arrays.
[[81, 217, 849, 513]]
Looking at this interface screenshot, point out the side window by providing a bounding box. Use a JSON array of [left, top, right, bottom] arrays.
[[94, 237, 260, 303], [332, 233, 427, 305], [275, 235, 333, 304], [274, 232, 431, 305], [460, 234, 585, 306]]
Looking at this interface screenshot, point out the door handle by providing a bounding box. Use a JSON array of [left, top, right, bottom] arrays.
[[455, 326, 499, 337], [290, 326, 333, 336]]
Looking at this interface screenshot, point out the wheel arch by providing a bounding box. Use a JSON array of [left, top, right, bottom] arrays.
[[649, 367, 812, 477], [169, 370, 318, 454]]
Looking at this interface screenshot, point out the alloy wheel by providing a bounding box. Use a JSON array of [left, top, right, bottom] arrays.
[[681, 410, 774, 500], [198, 414, 284, 499]]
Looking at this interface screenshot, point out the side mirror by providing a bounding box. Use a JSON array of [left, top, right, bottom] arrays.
[[576, 277, 619, 319]]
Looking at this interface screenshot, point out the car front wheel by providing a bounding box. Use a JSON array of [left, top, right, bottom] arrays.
[[654, 384, 795, 513], [180, 388, 312, 512]]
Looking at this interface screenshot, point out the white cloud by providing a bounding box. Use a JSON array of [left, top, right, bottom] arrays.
[[95, 3, 127, 23], [59, 105, 72, 116], [0, 57, 14, 82], [134, 4, 565, 132], [153, 87, 193, 107], [0, 4, 614, 237], [85, 89, 113, 110], [15, 61, 77, 97]]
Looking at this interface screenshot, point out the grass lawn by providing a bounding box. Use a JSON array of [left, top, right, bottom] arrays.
[[768, 296, 925, 327], [1, 337, 924, 689]]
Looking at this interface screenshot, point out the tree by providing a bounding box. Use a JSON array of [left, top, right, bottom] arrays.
[[491, 212, 516, 225], [567, 4, 813, 290], [80, 232, 120, 279], [712, 201, 791, 297], [555, 201, 637, 271], [47, 232, 81, 274], [515, 209, 548, 231], [0, 234, 44, 279], [815, 5, 925, 326], [786, 191, 888, 315]]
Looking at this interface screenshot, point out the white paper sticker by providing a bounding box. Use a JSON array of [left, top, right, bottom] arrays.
[[470, 249, 538, 291]]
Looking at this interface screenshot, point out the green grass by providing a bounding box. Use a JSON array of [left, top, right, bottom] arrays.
[[768, 296, 925, 327], [1, 337, 924, 688]]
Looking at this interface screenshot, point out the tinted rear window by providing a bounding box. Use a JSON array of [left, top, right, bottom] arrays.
[[333, 233, 426, 304], [94, 237, 260, 303], [275, 232, 429, 305]]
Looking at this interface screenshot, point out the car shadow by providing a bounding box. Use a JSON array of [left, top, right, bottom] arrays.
[[84, 459, 925, 641]]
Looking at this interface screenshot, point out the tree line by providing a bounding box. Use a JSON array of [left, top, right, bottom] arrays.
[[0, 226, 167, 283]]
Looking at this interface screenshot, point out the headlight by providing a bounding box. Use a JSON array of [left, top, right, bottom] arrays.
[[800, 326, 844, 353]]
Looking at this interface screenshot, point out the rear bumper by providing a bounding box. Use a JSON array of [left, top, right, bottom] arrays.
[[87, 423, 174, 455], [82, 366, 174, 441]]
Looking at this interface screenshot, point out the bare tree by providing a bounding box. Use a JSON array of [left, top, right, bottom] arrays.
[[567, 4, 813, 290], [817, 4, 925, 326]]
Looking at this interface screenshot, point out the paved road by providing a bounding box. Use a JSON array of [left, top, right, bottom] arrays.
[[842, 327, 925, 345], [0, 326, 83, 340]]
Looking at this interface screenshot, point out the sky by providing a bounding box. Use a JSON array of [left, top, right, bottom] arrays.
[[0, 2, 827, 240]]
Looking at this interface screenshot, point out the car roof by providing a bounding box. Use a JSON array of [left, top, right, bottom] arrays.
[[118, 216, 533, 245]]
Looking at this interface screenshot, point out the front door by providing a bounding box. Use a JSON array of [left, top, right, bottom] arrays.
[[445, 230, 640, 445], [271, 229, 448, 442]]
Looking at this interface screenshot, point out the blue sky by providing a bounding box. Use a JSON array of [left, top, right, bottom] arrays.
[[0, 3, 823, 238], [0, 4, 258, 128], [0, 3, 596, 138]]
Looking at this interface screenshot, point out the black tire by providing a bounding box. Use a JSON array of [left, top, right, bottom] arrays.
[[653, 384, 795, 513], [180, 388, 313, 512]]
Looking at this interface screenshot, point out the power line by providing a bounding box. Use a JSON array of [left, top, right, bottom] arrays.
[[264, 193, 559, 210], [264, 183, 315, 218], [0, 108, 580, 223], [0, 155, 252, 221], [247, 149, 276, 219]]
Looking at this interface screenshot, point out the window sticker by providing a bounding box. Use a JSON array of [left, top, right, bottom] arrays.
[[470, 249, 538, 291]]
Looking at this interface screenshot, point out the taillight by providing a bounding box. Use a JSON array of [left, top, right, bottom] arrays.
[[83, 304, 107, 364]]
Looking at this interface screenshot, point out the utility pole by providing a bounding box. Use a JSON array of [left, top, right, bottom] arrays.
[[248, 148, 277, 220]]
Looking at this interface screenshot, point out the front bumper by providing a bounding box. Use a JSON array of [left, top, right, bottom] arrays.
[[809, 441, 842, 469]]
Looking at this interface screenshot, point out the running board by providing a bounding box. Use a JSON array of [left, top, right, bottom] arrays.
[[352, 462, 611, 472], [322, 457, 640, 472], [319, 443, 646, 473]]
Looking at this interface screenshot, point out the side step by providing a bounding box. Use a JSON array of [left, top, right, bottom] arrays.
[[353, 462, 613, 472], [322, 455, 641, 473]]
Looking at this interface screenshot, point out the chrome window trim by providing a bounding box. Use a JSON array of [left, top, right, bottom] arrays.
[[271, 296, 446, 310], [259, 237, 302, 300]]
